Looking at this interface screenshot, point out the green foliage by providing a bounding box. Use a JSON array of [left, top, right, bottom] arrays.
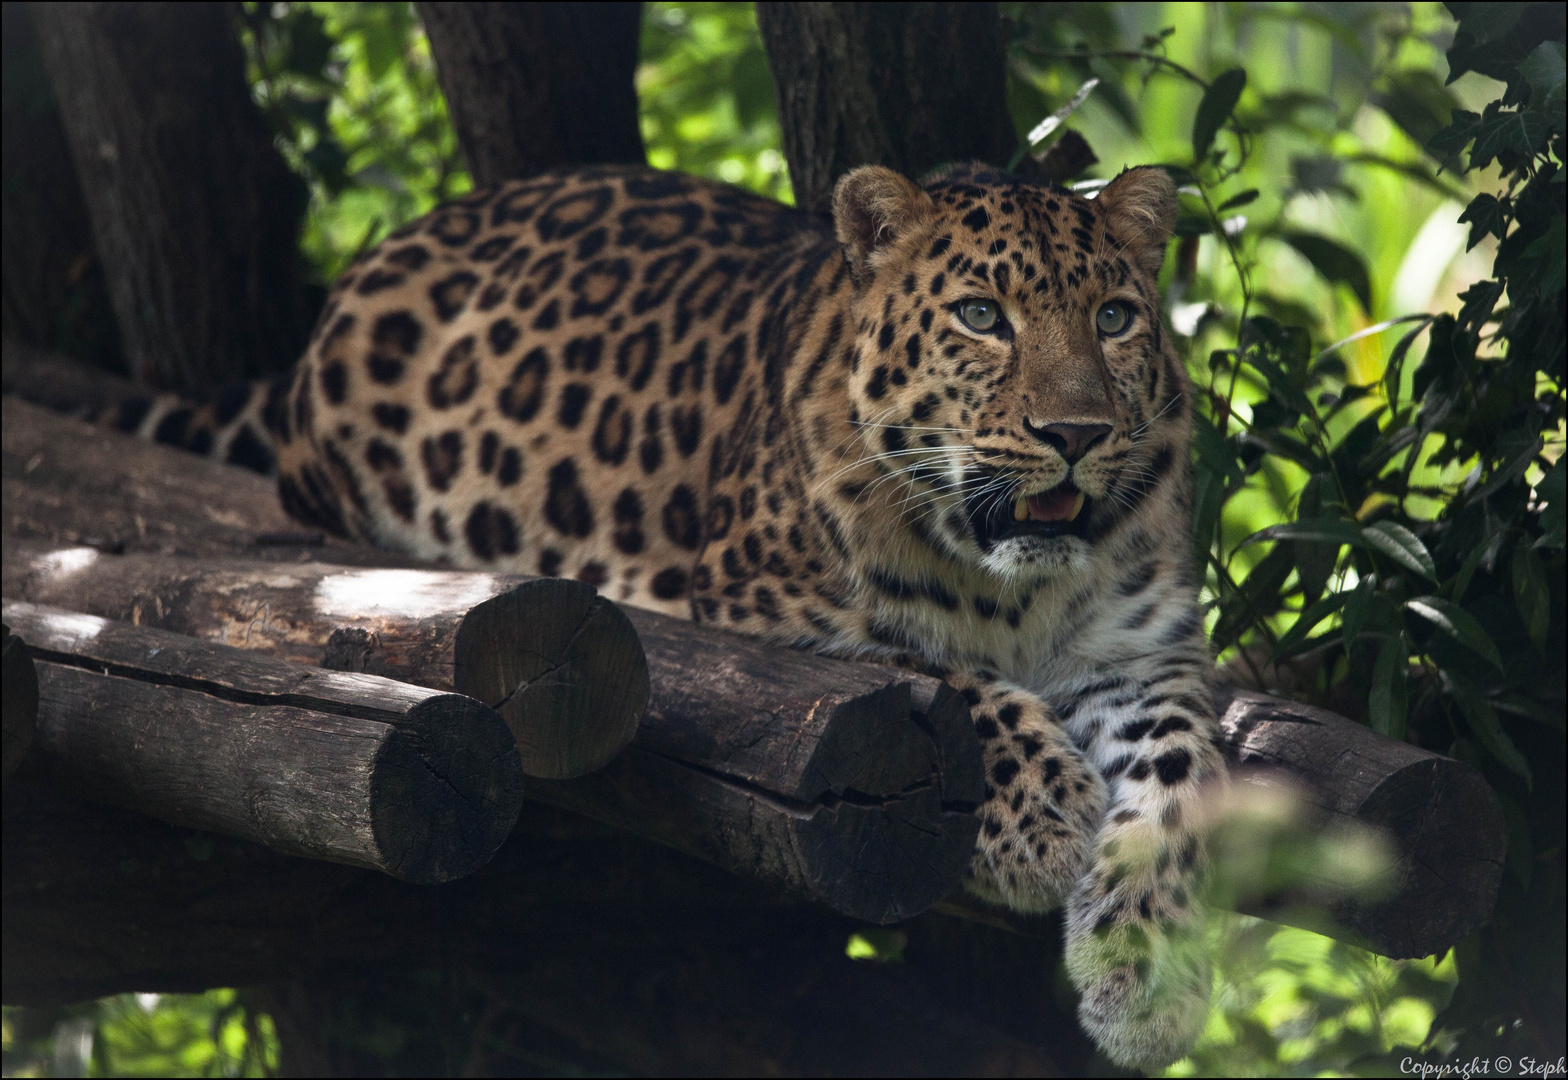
[[238, 2, 471, 283], [1170, 922, 1459, 1076], [1, 991, 278, 1077], [638, 3, 790, 203]]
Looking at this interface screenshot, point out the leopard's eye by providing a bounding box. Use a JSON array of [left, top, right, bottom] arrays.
[[1096, 301, 1132, 336], [958, 299, 1000, 333]]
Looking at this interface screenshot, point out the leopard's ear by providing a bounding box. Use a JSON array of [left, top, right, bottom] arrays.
[[1095, 167, 1177, 276], [832, 166, 934, 282]]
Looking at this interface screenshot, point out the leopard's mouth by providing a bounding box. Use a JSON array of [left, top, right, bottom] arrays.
[[965, 472, 1092, 548]]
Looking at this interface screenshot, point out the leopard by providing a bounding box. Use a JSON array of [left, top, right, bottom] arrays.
[[108, 160, 1226, 1069]]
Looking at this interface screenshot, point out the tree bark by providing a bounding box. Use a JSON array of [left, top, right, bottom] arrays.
[[1, 541, 650, 781], [5, 600, 525, 883], [1216, 686, 1506, 960], [1, 397, 404, 565], [1, 624, 37, 784], [0, 3, 125, 375], [30, 2, 316, 390], [756, 2, 1018, 214], [416, 1, 646, 187]]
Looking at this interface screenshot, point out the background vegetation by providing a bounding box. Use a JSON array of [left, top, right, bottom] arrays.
[[2, 2, 1561, 1076]]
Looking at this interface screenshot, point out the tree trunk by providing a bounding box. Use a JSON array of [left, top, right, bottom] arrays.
[[756, 2, 1018, 215], [416, 1, 646, 187], [30, 2, 316, 390], [1, 3, 125, 376]]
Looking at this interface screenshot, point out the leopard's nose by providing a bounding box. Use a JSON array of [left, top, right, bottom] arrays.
[[1023, 420, 1111, 464]]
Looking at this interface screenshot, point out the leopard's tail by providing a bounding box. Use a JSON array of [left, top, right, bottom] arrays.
[[3, 340, 290, 475]]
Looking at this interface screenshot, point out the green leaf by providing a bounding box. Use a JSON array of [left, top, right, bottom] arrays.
[[1428, 108, 1482, 169], [1192, 68, 1247, 161], [1458, 193, 1509, 250], [1450, 535, 1492, 604], [1537, 455, 1566, 548], [1472, 435, 1542, 502], [1341, 576, 1375, 649], [1449, 676, 1532, 786], [1470, 104, 1553, 169], [1363, 521, 1438, 580], [1492, 692, 1567, 731], [1512, 541, 1550, 648], [1518, 40, 1566, 115], [1281, 232, 1373, 313], [1210, 543, 1294, 655], [1405, 596, 1505, 670], [1519, 214, 1567, 296], [1369, 631, 1409, 738], [1217, 189, 1260, 212], [1237, 519, 1364, 551], [1383, 316, 1436, 413], [1375, 69, 1463, 148], [1269, 590, 1350, 665]]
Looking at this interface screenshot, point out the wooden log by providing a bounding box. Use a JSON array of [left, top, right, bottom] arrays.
[[2, 600, 524, 884], [2, 542, 648, 779], [2, 779, 1091, 1074], [1, 541, 1506, 948], [1, 396, 412, 566], [1, 542, 984, 924], [1, 624, 38, 783], [530, 608, 985, 926], [1215, 686, 1506, 960]]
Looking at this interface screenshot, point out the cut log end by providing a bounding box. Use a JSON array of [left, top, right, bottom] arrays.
[[455, 580, 648, 780], [1218, 688, 1506, 959], [371, 695, 528, 884], [797, 682, 981, 925], [1344, 756, 1506, 959]]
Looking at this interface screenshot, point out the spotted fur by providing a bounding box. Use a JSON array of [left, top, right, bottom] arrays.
[[126, 162, 1225, 1068]]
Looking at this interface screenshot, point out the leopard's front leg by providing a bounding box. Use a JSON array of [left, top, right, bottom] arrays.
[[943, 671, 1107, 913], [1054, 650, 1226, 1071]]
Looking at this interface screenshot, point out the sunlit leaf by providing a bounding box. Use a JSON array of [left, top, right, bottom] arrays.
[[1237, 519, 1363, 551], [1363, 521, 1438, 581]]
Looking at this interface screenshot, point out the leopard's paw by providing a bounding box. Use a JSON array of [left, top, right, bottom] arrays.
[[1064, 891, 1211, 1070], [965, 724, 1106, 911]]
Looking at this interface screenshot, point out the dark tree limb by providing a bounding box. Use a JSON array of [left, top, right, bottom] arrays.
[[3, 600, 524, 884], [756, 2, 1018, 213], [1, 5, 124, 373], [31, 2, 315, 388], [416, 1, 646, 186]]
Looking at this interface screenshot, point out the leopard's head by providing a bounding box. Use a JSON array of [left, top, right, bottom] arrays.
[[831, 162, 1188, 578]]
